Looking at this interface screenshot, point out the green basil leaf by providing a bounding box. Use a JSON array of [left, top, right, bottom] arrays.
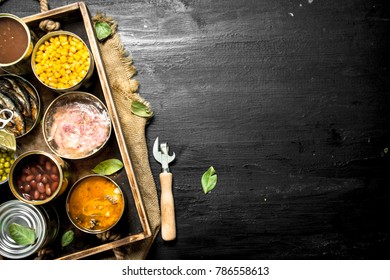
[[131, 100, 153, 118], [61, 230, 74, 248], [8, 223, 36, 245], [201, 166, 217, 194], [92, 158, 124, 175], [95, 21, 112, 41]]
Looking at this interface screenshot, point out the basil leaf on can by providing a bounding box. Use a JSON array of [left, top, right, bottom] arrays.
[[9, 223, 36, 245]]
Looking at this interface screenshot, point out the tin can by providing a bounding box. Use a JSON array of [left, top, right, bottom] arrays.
[[66, 174, 125, 234], [0, 13, 38, 75], [42, 91, 112, 160], [0, 200, 59, 259], [8, 150, 71, 205], [0, 74, 42, 139], [31, 30, 95, 92]]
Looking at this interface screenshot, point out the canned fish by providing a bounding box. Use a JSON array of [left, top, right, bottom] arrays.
[[0, 200, 59, 259]]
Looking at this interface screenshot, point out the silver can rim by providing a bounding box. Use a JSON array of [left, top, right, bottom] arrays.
[[8, 150, 65, 205], [0, 13, 32, 67], [0, 200, 47, 259]]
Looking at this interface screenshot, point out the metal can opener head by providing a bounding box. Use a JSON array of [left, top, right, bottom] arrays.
[[153, 137, 175, 173]]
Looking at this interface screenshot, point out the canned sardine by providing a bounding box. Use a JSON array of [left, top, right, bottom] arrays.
[[0, 200, 59, 259]]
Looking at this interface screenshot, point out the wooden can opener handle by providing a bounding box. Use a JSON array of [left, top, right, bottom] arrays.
[[160, 172, 176, 241]]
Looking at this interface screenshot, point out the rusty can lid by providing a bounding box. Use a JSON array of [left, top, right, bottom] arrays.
[[0, 200, 47, 259]]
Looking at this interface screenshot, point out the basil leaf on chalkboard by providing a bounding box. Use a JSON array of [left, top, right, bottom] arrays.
[[92, 159, 124, 175], [94, 21, 112, 41], [201, 166, 217, 194], [61, 230, 74, 248], [9, 223, 36, 245]]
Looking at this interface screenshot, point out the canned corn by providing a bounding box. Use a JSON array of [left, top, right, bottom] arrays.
[[31, 31, 94, 92]]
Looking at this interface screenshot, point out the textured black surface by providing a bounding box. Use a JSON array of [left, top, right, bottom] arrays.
[[1, 0, 390, 260]]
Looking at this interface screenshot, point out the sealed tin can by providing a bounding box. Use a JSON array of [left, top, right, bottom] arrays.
[[0, 13, 38, 75], [8, 150, 71, 205], [0, 200, 59, 259]]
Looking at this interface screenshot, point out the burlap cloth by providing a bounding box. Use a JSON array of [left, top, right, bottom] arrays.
[[91, 14, 160, 260]]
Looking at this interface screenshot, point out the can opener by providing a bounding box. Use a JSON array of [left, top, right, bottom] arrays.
[[0, 109, 16, 152], [153, 137, 176, 241]]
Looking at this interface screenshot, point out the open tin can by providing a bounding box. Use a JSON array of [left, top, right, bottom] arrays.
[[31, 30, 95, 92], [8, 150, 71, 205], [0, 200, 59, 259], [0, 13, 38, 75], [66, 174, 125, 234]]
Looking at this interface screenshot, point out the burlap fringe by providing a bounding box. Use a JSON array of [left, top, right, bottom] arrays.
[[92, 13, 141, 98], [92, 13, 153, 119]]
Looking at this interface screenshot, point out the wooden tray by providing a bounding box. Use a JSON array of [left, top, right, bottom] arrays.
[[0, 2, 151, 259]]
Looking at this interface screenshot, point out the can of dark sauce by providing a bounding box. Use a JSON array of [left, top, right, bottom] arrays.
[[0, 13, 38, 75]]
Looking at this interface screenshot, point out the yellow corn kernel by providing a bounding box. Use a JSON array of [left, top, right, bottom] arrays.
[[39, 73, 47, 80], [59, 35, 67, 43], [54, 72, 61, 79], [35, 66, 42, 75], [72, 37, 81, 43], [48, 76, 58, 83], [76, 42, 84, 50]]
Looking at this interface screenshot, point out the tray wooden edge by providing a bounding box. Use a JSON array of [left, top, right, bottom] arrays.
[[56, 232, 149, 260], [22, 2, 152, 260]]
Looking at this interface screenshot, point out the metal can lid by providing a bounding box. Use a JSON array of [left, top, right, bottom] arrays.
[[0, 200, 47, 259]]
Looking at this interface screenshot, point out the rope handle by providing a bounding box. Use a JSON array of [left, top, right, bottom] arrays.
[[38, 0, 61, 31], [0, 0, 60, 31]]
